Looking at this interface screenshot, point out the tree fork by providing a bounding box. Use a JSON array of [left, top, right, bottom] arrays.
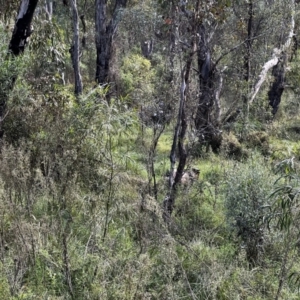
[[163, 38, 196, 220]]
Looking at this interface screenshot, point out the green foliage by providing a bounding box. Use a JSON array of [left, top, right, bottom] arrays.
[[119, 53, 156, 105], [224, 156, 275, 266], [2, 1, 300, 299], [271, 157, 300, 230], [28, 19, 67, 82], [221, 133, 249, 160], [245, 131, 270, 155], [0, 25, 27, 103], [0, 262, 10, 299]]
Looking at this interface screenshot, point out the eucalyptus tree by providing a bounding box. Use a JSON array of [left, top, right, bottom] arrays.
[[248, 0, 295, 107], [265, 0, 296, 115], [95, 0, 127, 85], [212, 0, 296, 130], [231, 0, 296, 119], [194, 1, 232, 151], [0, 0, 39, 138], [70, 0, 83, 95], [162, 0, 232, 217], [44, 0, 53, 20]]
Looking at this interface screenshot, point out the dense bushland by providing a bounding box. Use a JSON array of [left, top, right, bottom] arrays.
[[1, 1, 300, 299]]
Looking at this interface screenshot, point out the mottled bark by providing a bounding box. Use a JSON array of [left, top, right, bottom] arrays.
[[194, 25, 221, 152], [163, 37, 196, 220], [244, 0, 253, 83], [242, 0, 253, 124], [9, 0, 39, 56], [80, 14, 87, 48], [70, 0, 83, 95], [44, 0, 53, 20], [163, 72, 188, 220], [214, 67, 226, 126], [249, 0, 295, 104], [95, 0, 127, 85]]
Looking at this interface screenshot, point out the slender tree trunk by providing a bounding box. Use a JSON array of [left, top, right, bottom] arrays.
[[242, 0, 253, 128], [214, 67, 226, 126], [95, 0, 108, 85], [167, 3, 177, 83], [147, 124, 165, 201], [163, 71, 187, 220], [0, 0, 39, 138], [70, 0, 83, 96], [80, 14, 87, 48], [44, 0, 53, 20], [163, 37, 196, 220], [95, 0, 127, 85]]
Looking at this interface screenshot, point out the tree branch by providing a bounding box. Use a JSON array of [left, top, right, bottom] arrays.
[[249, 0, 295, 104]]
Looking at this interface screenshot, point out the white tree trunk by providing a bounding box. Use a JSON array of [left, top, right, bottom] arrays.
[[44, 0, 53, 20], [249, 0, 295, 104]]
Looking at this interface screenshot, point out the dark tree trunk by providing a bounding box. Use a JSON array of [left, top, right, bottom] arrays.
[[70, 0, 83, 96], [163, 36, 196, 220], [195, 25, 221, 152], [80, 14, 87, 48], [141, 39, 153, 59], [0, 0, 39, 138], [243, 0, 253, 83], [163, 71, 188, 220], [268, 53, 287, 115], [95, 0, 127, 85], [242, 0, 253, 127], [9, 0, 38, 56]]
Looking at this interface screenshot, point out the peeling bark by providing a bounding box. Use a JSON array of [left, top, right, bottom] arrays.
[[163, 72, 187, 220], [163, 37, 196, 220], [195, 24, 222, 152], [249, 49, 280, 104], [214, 67, 226, 126], [9, 0, 39, 56], [44, 0, 53, 20], [80, 14, 87, 48], [95, 0, 127, 85], [249, 0, 295, 104]]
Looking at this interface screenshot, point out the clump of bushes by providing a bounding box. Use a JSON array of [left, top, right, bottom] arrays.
[[223, 156, 275, 267], [221, 133, 248, 160], [245, 131, 270, 155]]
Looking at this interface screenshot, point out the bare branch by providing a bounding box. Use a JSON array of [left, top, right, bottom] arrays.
[[249, 0, 295, 104]]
